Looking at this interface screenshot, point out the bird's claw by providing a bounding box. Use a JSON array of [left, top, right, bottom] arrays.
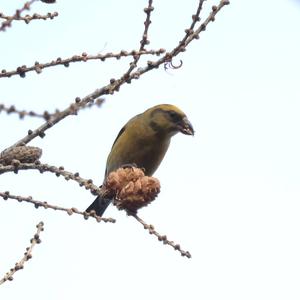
[[120, 163, 138, 169]]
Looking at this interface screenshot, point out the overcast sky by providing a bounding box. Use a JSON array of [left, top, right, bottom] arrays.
[[1, 0, 300, 299]]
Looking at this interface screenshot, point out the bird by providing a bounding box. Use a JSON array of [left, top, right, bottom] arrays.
[[86, 104, 194, 216]]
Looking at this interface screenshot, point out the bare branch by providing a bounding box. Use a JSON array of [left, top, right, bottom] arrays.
[[3, 97, 106, 152], [103, 0, 230, 94], [0, 0, 38, 32], [131, 214, 192, 259], [0, 11, 58, 24], [184, 1, 230, 48], [0, 191, 115, 223], [0, 98, 104, 120], [0, 221, 44, 285], [0, 49, 165, 79], [140, 0, 153, 51], [0, 161, 103, 197], [119, 0, 154, 85], [3, 0, 229, 152], [0, 161, 117, 222], [164, 0, 205, 70]]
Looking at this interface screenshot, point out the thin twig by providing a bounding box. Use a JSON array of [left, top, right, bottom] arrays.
[[131, 214, 192, 259], [164, 0, 205, 70], [184, 1, 230, 48], [0, 161, 102, 197], [0, 49, 165, 79], [0, 191, 115, 223], [119, 0, 154, 85], [175, 0, 206, 53], [0, 221, 44, 285], [102, 0, 230, 94], [0, 0, 38, 32], [0, 11, 58, 24], [139, 0, 153, 51], [3, 97, 106, 152], [0, 98, 104, 120]]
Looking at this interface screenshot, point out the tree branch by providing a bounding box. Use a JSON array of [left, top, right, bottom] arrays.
[[0, 49, 165, 79], [2, 0, 229, 153], [0, 98, 104, 120], [0, 11, 58, 25], [131, 214, 192, 259], [0, 221, 44, 285], [0, 161, 102, 197], [0, 0, 38, 32], [0, 191, 115, 223]]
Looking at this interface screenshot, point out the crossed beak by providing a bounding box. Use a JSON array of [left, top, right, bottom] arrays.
[[178, 117, 194, 136]]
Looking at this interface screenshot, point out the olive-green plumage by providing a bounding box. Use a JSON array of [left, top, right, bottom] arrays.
[[86, 104, 194, 216]]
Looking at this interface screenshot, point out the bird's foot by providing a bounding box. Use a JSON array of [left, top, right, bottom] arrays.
[[120, 163, 138, 169]]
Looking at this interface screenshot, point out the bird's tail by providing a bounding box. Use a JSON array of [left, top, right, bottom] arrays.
[[86, 196, 112, 217]]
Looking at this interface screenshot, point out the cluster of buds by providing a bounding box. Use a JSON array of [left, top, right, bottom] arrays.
[[102, 167, 160, 214]]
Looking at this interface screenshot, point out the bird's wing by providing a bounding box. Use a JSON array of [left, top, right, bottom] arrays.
[[111, 125, 126, 149], [110, 113, 141, 149], [104, 114, 141, 176]]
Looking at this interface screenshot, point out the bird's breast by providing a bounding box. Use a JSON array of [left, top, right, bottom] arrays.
[[106, 132, 170, 177]]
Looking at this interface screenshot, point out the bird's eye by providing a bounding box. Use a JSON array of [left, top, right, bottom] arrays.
[[168, 110, 181, 122]]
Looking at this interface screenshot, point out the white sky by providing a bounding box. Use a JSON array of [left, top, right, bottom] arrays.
[[0, 0, 300, 299]]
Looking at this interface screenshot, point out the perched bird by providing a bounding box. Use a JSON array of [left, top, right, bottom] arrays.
[[86, 104, 194, 216]]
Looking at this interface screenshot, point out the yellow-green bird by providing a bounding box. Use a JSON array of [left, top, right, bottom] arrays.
[[86, 104, 194, 216]]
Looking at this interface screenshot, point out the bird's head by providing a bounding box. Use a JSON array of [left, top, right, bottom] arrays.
[[145, 104, 194, 137]]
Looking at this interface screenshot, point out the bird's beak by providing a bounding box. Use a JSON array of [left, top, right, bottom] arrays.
[[178, 117, 194, 136]]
